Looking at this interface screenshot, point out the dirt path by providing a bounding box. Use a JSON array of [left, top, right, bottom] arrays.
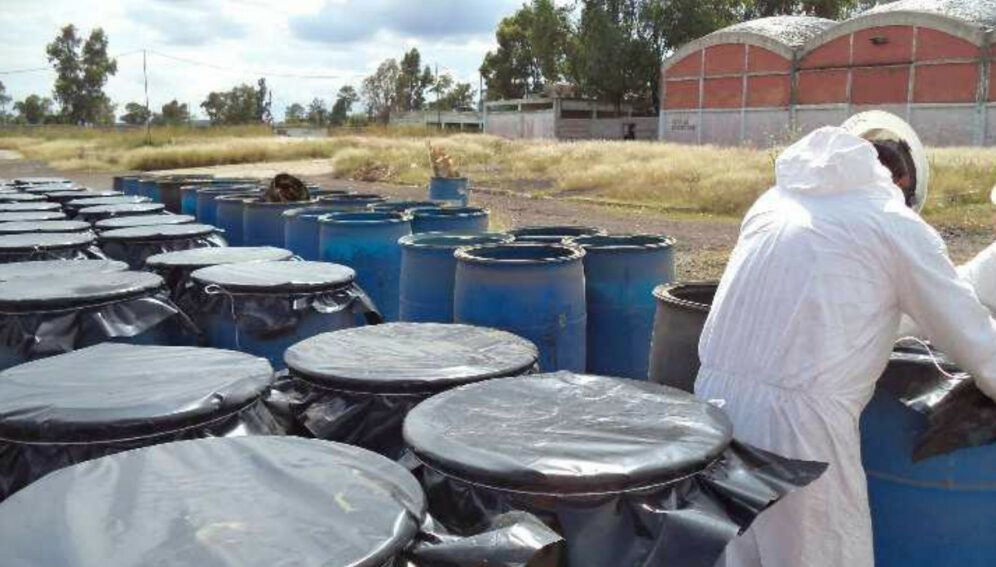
[[2, 154, 990, 280]]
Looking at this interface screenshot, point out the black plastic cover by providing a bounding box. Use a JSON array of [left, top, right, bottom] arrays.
[[285, 323, 539, 394], [0, 211, 67, 222], [0, 343, 274, 443], [0, 259, 127, 281], [0, 220, 92, 235], [147, 246, 294, 269], [100, 223, 218, 241], [0, 270, 164, 311], [0, 437, 425, 567], [0, 194, 45, 203], [66, 195, 149, 209], [0, 202, 61, 212], [45, 190, 118, 204], [0, 232, 95, 252], [877, 344, 996, 460], [405, 373, 734, 493], [77, 202, 166, 221], [94, 214, 195, 230], [192, 260, 355, 293]]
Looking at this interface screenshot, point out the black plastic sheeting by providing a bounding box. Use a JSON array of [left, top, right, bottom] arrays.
[[403, 373, 828, 567], [94, 213, 196, 230], [147, 246, 295, 298], [271, 323, 538, 458], [0, 211, 67, 222], [0, 220, 92, 235], [0, 271, 194, 368], [0, 202, 61, 212], [0, 259, 127, 282], [0, 436, 562, 567], [77, 202, 166, 222], [0, 344, 279, 502], [876, 343, 996, 461], [0, 232, 107, 263], [187, 261, 382, 348], [99, 223, 227, 269]]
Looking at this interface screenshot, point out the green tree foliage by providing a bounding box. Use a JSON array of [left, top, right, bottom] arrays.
[[362, 58, 399, 123], [154, 100, 190, 126], [747, 0, 857, 19], [120, 102, 151, 125], [284, 102, 306, 124], [395, 49, 434, 112], [330, 85, 359, 126], [200, 84, 261, 125], [429, 74, 476, 110], [306, 98, 328, 127], [257, 78, 272, 124], [45, 24, 118, 125], [0, 81, 11, 122], [13, 94, 54, 125]]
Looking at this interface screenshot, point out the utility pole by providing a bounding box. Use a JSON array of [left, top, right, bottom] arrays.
[[143, 49, 151, 144], [436, 63, 440, 130]]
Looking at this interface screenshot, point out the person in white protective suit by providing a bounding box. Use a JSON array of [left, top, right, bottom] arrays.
[[697, 122, 996, 567]]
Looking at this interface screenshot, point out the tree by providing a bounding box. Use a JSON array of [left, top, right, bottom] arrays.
[[157, 100, 190, 125], [285, 103, 306, 124], [0, 81, 11, 123], [747, 0, 857, 19], [120, 102, 151, 125], [256, 78, 272, 124], [13, 94, 54, 125], [330, 85, 359, 126], [45, 24, 118, 125], [428, 75, 476, 110], [306, 98, 328, 126], [362, 58, 399, 123], [480, 0, 571, 101], [395, 48, 434, 112], [200, 84, 261, 125]]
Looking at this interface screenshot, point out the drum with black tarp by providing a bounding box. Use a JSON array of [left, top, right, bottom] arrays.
[[187, 261, 381, 368], [98, 223, 227, 269], [0, 220, 92, 236], [274, 322, 538, 458], [0, 271, 194, 369], [0, 259, 127, 282], [146, 246, 295, 299], [0, 344, 281, 501], [93, 213, 195, 231], [0, 232, 104, 263], [76, 202, 166, 223], [403, 372, 829, 567]]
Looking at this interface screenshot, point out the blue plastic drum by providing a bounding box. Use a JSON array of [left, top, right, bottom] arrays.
[[99, 224, 227, 269], [399, 232, 513, 323], [243, 199, 316, 247], [318, 193, 387, 211], [0, 271, 188, 370], [508, 225, 607, 243], [569, 234, 675, 380], [454, 243, 587, 372], [282, 205, 342, 260], [196, 186, 258, 225], [428, 177, 468, 206], [0, 220, 92, 236], [411, 207, 489, 234], [180, 185, 200, 216], [138, 177, 160, 202], [370, 200, 442, 213], [214, 193, 261, 246], [319, 211, 411, 321], [123, 176, 142, 196], [0, 233, 104, 263], [189, 261, 380, 368]]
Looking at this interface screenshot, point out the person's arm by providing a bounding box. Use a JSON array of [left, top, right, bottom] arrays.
[[956, 241, 996, 314], [890, 215, 996, 400]]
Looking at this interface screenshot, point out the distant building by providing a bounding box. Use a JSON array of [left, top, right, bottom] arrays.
[[484, 97, 657, 140], [389, 110, 482, 131], [660, 0, 996, 146]]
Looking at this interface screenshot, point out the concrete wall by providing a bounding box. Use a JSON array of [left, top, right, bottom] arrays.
[[660, 15, 993, 146], [484, 110, 557, 139], [558, 117, 658, 140]]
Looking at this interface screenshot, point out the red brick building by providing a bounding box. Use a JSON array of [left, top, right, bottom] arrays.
[[659, 0, 996, 146]]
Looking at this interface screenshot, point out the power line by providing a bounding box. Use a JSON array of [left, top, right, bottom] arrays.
[[146, 49, 356, 80], [0, 49, 142, 75]]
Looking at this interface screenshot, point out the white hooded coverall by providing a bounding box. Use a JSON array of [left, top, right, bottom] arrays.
[[696, 127, 996, 567]]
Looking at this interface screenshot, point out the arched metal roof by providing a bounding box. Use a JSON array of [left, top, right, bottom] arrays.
[[863, 0, 996, 29]]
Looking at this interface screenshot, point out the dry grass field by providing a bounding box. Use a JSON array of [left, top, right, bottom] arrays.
[[1, 126, 993, 232]]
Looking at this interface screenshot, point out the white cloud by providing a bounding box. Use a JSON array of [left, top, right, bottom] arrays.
[[0, 0, 517, 120]]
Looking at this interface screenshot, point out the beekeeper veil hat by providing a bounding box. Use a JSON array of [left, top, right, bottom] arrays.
[[843, 110, 929, 211]]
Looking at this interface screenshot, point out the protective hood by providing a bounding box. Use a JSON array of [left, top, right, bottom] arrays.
[[775, 126, 901, 202]]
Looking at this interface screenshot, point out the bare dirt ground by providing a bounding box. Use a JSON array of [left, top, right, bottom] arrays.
[[2, 152, 990, 280]]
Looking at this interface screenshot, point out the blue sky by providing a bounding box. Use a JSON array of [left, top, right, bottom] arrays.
[[0, 0, 535, 120]]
